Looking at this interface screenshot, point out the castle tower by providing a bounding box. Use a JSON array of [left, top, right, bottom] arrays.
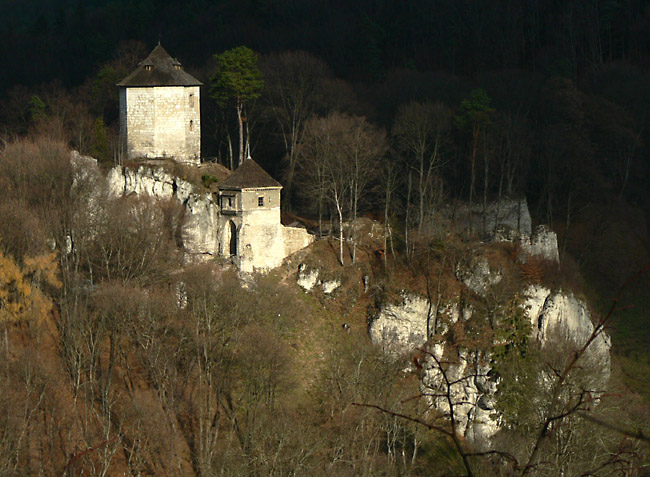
[[217, 159, 284, 272], [117, 44, 202, 164]]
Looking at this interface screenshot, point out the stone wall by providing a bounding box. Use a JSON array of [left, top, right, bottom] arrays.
[[217, 188, 314, 273], [283, 225, 314, 258], [239, 209, 285, 272], [122, 86, 200, 164]]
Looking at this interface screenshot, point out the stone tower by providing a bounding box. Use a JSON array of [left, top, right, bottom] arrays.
[[217, 159, 285, 272], [117, 44, 202, 164]]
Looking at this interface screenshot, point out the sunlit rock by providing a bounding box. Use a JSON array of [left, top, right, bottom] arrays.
[[297, 264, 319, 291]]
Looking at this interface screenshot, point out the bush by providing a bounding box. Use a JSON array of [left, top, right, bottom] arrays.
[[201, 173, 220, 188]]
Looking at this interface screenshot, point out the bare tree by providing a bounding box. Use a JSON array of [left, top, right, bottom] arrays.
[[392, 101, 452, 238], [296, 113, 384, 265], [260, 51, 334, 209]]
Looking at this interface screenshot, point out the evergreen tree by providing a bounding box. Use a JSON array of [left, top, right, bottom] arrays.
[[210, 46, 264, 168]]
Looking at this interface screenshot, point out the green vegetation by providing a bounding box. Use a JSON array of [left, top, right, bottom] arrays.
[[200, 173, 220, 188], [210, 46, 264, 168]]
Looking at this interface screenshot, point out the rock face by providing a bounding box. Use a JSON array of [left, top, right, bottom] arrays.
[[297, 264, 320, 291], [525, 285, 611, 377], [442, 197, 532, 237], [369, 294, 501, 442], [420, 349, 499, 443], [370, 285, 611, 447], [108, 165, 217, 262], [369, 295, 431, 352], [297, 264, 341, 294], [455, 255, 502, 295], [519, 225, 560, 263]]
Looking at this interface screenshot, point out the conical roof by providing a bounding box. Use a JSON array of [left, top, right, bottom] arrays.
[[219, 158, 282, 190], [117, 44, 203, 87]]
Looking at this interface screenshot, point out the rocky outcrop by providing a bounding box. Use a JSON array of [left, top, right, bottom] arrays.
[[297, 264, 341, 294], [370, 283, 611, 447], [369, 294, 431, 352], [107, 165, 218, 262], [455, 255, 503, 295], [420, 349, 500, 443], [369, 293, 501, 442], [495, 223, 560, 264], [519, 225, 560, 263], [297, 264, 320, 291], [442, 197, 532, 237], [524, 285, 610, 378]]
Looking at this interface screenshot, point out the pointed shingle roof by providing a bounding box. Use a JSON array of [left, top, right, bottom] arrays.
[[117, 44, 203, 87], [219, 158, 282, 190]]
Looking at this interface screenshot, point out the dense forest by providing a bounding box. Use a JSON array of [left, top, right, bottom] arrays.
[[1, 0, 650, 475], [2, 0, 650, 228]]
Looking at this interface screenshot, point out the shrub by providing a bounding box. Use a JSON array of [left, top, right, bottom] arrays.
[[201, 174, 220, 188]]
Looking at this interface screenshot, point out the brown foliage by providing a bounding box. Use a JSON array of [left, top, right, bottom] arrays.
[[520, 257, 544, 284]]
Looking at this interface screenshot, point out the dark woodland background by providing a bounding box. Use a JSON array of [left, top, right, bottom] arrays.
[[2, 0, 650, 214]]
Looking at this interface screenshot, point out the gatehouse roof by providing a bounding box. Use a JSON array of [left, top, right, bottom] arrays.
[[117, 44, 203, 87], [219, 158, 282, 190]]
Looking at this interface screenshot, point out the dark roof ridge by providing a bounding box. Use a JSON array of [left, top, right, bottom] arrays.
[[117, 44, 203, 87], [219, 158, 282, 190]]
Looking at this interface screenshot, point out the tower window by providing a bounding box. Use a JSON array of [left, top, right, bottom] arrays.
[[258, 196, 264, 207], [144, 65, 152, 71], [189, 94, 194, 107], [189, 120, 194, 131]]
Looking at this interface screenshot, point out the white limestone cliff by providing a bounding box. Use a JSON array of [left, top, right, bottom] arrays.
[[519, 225, 560, 263], [369, 294, 431, 352], [369, 286, 610, 446], [525, 285, 611, 376], [107, 165, 218, 262]]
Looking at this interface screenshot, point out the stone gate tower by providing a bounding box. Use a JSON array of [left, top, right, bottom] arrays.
[[117, 44, 202, 164], [217, 158, 285, 272]]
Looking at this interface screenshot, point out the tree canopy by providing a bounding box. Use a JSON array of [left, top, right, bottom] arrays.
[[209, 46, 264, 108], [210, 46, 264, 167]]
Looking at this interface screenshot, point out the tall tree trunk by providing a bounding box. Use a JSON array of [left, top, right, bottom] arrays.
[[334, 191, 344, 266], [482, 129, 488, 237], [494, 163, 504, 237], [405, 172, 413, 262], [469, 126, 478, 236], [384, 171, 392, 268], [245, 114, 251, 160], [227, 133, 234, 170], [418, 152, 425, 238], [236, 100, 244, 166]]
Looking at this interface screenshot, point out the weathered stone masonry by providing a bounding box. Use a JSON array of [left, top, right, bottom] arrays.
[[117, 44, 202, 164], [217, 159, 313, 273], [116, 45, 313, 272]]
